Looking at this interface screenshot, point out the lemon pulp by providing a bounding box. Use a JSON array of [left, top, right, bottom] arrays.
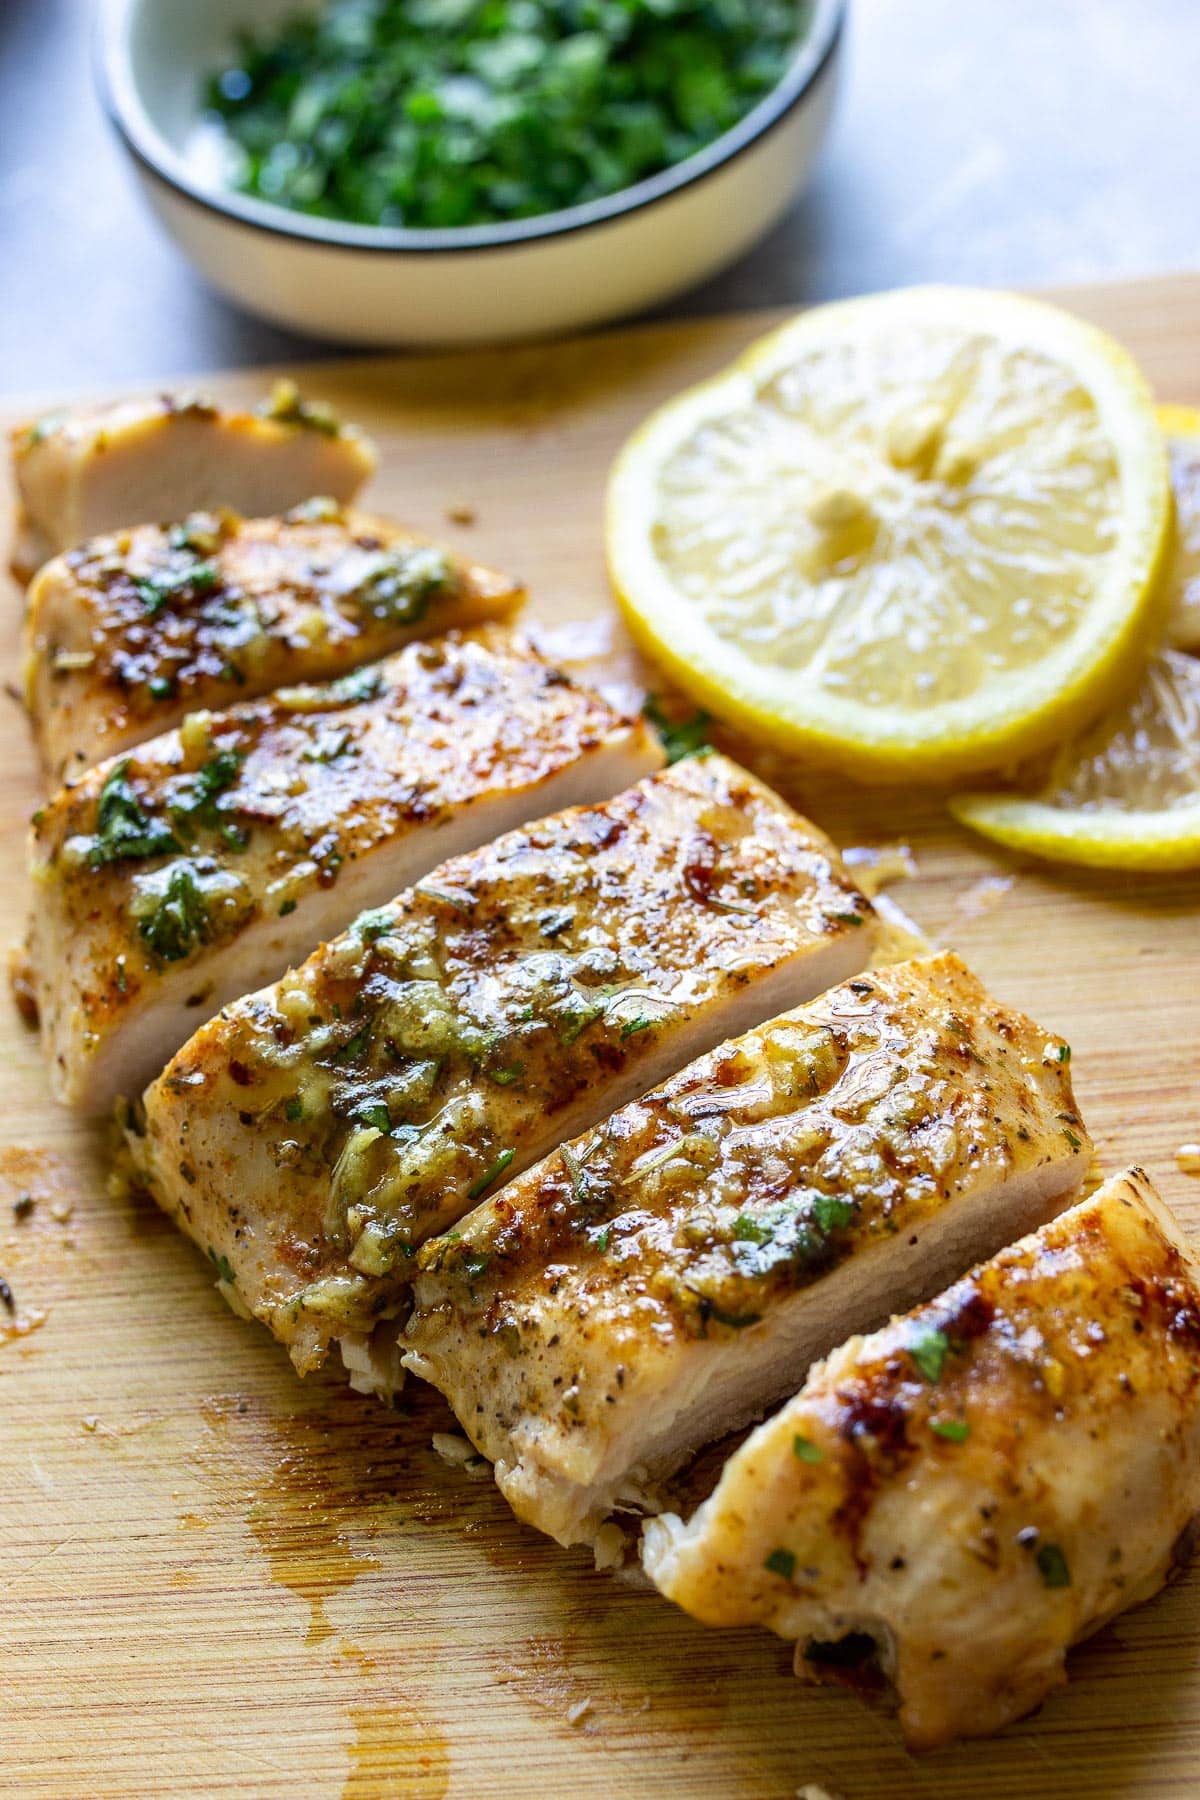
[[951, 407, 1200, 871], [950, 648, 1200, 869], [1161, 404, 1200, 651]]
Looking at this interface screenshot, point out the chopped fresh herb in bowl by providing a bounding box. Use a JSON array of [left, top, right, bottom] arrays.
[[205, 0, 813, 231]]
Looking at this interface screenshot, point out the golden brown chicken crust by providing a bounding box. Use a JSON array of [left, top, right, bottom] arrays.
[[643, 1168, 1200, 1751], [415, 952, 1084, 1321], [28, 628, 661, 1109], [23, 501, 523, 779], [404, 952, 1088, 1544], [130, 755, 874, 1373]]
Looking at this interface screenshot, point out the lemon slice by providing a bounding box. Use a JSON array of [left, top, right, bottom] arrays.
[[1160, 403, 1200, 651], [949, 647, 1200, 870], [607, 286, 1170, 781], [951, 410, 1200, 872]]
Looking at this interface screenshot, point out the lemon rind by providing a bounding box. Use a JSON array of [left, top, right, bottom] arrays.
[[947, 793, 1200, 872], [1157, 402, 1200, 443]]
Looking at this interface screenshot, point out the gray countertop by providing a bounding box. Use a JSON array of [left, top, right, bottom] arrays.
[[2, 0, 1197, 398]]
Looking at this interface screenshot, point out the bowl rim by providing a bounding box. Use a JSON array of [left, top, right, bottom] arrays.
[[97, 0, 845, 256]]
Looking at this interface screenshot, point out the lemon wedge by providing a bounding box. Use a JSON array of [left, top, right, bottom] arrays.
[[1160, 403, 1200, 651], [949, 647, 1200, 870], [607, 286, 1170, 782], [951, 407, 1200, 872]]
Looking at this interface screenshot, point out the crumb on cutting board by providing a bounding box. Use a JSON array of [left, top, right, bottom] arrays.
[[432, 1431, 490, 1478]]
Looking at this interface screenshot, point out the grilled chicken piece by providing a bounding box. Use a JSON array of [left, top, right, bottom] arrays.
[[644, 1168, 1200, 1752], [129, 755, 875, 1381], [10, 385, 376, 582], [24, 501, 522, 781], [403, 952, 1089, 1549], [28, 629, 663, 1115]]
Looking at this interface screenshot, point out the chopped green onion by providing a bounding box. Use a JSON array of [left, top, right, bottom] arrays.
[[205, 4, 811, 233], [619, 1013, 654, 1040], [135, 559, 218, 617], [909, 1328, 950, 1384], [353, 907, 394, 942], [136, 863, 211, 963], [90, 761, 181, 866], [257, 379, 341, 436], [468, 1147, 515, 1201], [208, 1248, 236, 1286], [812, 1193, 855, 1233], [764, 1547, 796, 1582], [643, 696, 712, 764], [1036, 1543, 1071, 1588]]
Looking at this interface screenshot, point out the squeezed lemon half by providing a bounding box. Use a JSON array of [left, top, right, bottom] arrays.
[[950, 408, 1200, 872], [608, 286, 1170, 782]]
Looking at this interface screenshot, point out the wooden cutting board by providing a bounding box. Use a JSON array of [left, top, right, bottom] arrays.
[[4, 274, 1200, 1800]]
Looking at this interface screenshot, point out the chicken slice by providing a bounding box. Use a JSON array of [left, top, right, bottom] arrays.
[[403, 952, 1089, 1548], [643, 1168, 1200, 1751], [10, 386, 376, 581], [28, 628, 663, 1115], [23, 501, 522, 781], [128, 754, 875, 1381]]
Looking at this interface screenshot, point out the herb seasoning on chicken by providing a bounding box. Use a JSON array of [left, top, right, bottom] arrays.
[[28, 628, 663, 1112], [404, 953, 1090, 1548], [23, 501, 522, 779], [127, 755, 875, 1385], [644, 1168, 1200, 1750]]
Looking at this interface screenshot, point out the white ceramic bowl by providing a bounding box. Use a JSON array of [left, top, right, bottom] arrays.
[[97, 0, 845, 348]]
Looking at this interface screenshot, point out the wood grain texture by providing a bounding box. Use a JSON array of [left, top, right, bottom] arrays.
[[3, 274, 1199, 1800]]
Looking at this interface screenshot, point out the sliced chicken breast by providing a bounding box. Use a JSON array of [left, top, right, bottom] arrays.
[[643, 1168, 1200, 1752], [24, 502, 522, 781], [403, 952, 1090, 1548], [28, 629, 663, 1114], [10, 385, 376, 581], [128, 755, 875, 1380]]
